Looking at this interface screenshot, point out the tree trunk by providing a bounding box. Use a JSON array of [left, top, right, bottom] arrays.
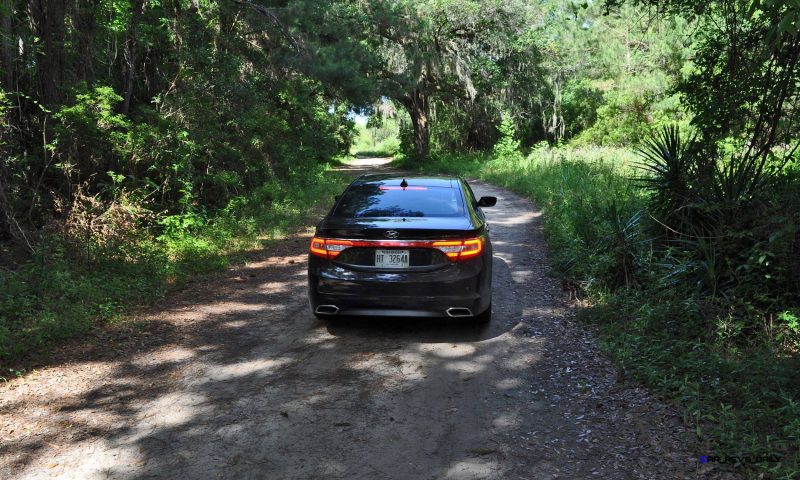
[[28, 0, 67, 106], [122, 0, 144, 114], [544, 73, 564, 143], [401, 89, 430, 159], [0, 0, 14, 90], [71, 0, 97, 83]]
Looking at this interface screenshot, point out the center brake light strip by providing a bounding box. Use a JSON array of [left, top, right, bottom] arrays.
[[309, 237, 484, 261]]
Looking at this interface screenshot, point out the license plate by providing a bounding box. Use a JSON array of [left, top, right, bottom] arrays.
[[375, 249, 409, 268]]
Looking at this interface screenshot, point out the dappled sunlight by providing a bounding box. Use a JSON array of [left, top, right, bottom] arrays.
[[341, 157, 394, 167], [444, 458, 501, 479], [301, 328, 336, 345], [283, 392, 334, 410], [153, 346, 196, 363], [1, 245, 315, 478], [442, 360, 488, 375], [492, 412, 522, 429], [511, 269, 534, 284], [347, 352, 399, 371], [334, 157, 396, 176], [501, 350, 542, 371], [38, 443, 145, 480], [522, 306, 563, 318], [217, 318, 258, 331], [495, 378, 523, 390], [239, 253, 309, 271], [0, 0, 757, 472], [210, 357, 295, 380], [395, 350, 426, 365], [488, 209, 539, 226], [427, 344, 477, 358], [197, 301, 271, 315], [492, 251, 516, 266], [134, 392, 209, 430], [257, 281, 295, 295]]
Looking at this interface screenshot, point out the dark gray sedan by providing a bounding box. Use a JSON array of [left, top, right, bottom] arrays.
[[307, 174, 495, 322]]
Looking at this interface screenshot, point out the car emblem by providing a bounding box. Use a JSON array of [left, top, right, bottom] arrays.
[[385, 230, 400, 239]]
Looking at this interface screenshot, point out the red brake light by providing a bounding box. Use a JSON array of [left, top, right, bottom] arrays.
[[310, 237, 354, 259], [324, 239, 353, 258], [458, 238, 484, 259], [310, 237, 327, 257], [430, 240, 462, 260], [433, 237, 484, 261], [310, 236, 484, 261]]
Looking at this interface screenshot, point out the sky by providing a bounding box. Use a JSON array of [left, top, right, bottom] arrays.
[[348, 111, 369, 125]]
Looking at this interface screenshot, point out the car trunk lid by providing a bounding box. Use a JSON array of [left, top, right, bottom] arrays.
[[316, 216, 480, 240]]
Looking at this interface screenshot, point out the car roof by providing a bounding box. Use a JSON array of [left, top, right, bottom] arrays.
[[351, 174, 459, 188]]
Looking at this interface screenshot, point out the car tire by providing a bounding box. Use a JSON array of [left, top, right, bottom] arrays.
[[474, 302, 491, 324]]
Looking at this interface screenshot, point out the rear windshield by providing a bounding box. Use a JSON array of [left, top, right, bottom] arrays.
[[333, 185, 465, 218]]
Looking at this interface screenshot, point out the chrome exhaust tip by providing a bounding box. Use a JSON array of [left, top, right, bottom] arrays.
[[446, 307, 473, 318], [315, 305, 340, 315]]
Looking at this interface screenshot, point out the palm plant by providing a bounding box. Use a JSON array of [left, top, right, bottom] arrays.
[[634, 125, 712, 235], [635, 126, 694, 215], [601, 199, 646, 289]]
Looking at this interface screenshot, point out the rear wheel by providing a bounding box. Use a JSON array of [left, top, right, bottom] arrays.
[[474, 302, 491, 324]]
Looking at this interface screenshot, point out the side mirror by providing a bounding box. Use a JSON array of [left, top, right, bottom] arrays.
[[334, 195, 341, 202], [477, 196, 497, 207]]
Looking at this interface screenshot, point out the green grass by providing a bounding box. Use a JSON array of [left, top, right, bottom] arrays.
[[401, 146, 800, 479], [0, 163, 348, 366], [350, 122, 401, 158]]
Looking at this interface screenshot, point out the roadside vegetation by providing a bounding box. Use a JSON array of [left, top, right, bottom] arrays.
[[0, 166, 345, 366]]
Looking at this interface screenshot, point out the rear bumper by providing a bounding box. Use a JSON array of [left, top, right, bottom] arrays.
[[308, 254, 491, 318]]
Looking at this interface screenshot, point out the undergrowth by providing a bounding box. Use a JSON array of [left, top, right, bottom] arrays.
[[0, 165, 347, 366]]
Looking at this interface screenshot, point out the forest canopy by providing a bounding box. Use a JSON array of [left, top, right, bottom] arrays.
[[0, 0, 702, 250], [3, 0, 800, 247]]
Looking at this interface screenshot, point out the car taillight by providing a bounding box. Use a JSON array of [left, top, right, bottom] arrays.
[[432, 237, 484, 261], [309, 237, 353, 259], [310, 236, 484, 261]]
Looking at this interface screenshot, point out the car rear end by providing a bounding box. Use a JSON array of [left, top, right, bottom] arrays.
[[307, 175, 492, 319]]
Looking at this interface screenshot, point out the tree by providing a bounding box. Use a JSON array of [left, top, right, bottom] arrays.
[[604, 0, 800, 164], [359, 0, 529, 159], [28, 0, 67, 106], [1, 0, 14, 89], [527, 0, 691, 145]]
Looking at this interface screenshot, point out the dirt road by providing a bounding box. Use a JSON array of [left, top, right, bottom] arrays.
[[2, 160, 724, 479]]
